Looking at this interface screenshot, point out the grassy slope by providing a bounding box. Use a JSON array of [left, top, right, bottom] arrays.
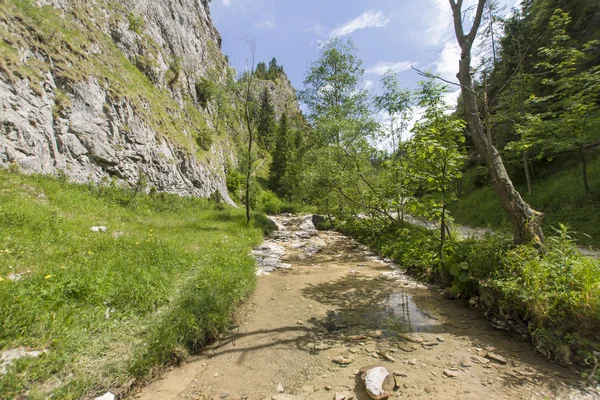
[[451, 157, 600, 247], [0, 170, 265, 399]]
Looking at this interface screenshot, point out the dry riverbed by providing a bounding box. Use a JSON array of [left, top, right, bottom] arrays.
[[131, 215, 597, 400]]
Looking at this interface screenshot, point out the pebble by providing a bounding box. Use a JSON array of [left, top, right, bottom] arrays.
[[276, 383, 284, 393], [485, 352, 508, 365], [220, 393, 229, 399], [325, 384, 332, 391], [444, 369, 458, 378], [333, 356, 353, 365], [297, 320, 304, 325]]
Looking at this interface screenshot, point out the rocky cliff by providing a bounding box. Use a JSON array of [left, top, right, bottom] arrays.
[[0, 0, 236, 204]]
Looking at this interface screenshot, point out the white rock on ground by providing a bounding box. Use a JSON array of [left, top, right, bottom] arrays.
[[94, 393, 115, 400], [0, 348, 46, 375], [363, 366, 391, 399]]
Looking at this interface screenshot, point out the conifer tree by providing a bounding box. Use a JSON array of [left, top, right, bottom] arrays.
[[257, 87, 276, 152], [270, 112, 294, 196]]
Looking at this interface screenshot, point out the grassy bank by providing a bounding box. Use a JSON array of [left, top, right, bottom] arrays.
[[450, 157, 600, 247], [0, 170, 266, 399], [340, 218, 600, 374]]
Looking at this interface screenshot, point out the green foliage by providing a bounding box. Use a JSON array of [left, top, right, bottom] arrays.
[[256, 189, 284, 215], [297, 38, 380, 216], [0, 171, 263, 398], [269, 112, 299, 200], [452, 156, 600, 247], [127, 13, 144, 35], [166, 57, 183, 86], [342, 216, 600, 367], [256, 87, 276, 151], [483, 225, 600, 365], [254, 58, 284, 81], [196, 76, 216, 108]]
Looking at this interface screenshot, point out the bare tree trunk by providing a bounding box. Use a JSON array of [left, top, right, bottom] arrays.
[[449, 0, 544, 245], [523, 152, 533, 196]]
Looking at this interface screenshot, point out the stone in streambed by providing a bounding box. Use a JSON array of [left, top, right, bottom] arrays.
[[358, 365, 394, 399]]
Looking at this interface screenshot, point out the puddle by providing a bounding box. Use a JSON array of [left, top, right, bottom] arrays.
[[302, 275, 442, 339]]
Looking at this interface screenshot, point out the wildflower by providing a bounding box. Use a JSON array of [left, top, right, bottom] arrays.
[[135, 242, 140, 245], [44, 275, 52, 279], [60, 266, 66, 269], [0, 277, 4, 282], [88, 251, 93, 255], [149, 229, 153, 232]]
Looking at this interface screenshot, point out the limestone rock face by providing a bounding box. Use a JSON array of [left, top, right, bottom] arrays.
[[0, 0, 235, 205]]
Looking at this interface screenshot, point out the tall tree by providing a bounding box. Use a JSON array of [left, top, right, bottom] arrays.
[[411, 79, 466, 277], [255, 62, 267, 79], [298, 39, 379, 218], [257, 87, 276, 152], [270, 113, 294, 197], [242, 39, 257, 224], [529, 10, 600, 196], [374, 70, 413, 224], [268, 57, 279, 80], [448, 0, 544, 245]]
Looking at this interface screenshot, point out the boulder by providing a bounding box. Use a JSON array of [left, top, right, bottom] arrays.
[[358, 365, 393, 399]]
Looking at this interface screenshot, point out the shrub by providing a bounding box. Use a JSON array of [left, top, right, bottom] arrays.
[[127, 14, 144, 35], [257, 190, 283, 215]]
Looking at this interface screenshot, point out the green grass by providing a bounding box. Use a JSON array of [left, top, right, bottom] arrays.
[[451, 156, 600, 247], [0, 170, 265, 399]]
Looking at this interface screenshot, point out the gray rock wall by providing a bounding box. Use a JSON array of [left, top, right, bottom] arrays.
[[0, 0, 236, 205]]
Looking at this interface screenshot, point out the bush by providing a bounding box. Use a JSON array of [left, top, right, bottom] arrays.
[[127, 14, 144, 35], [257, 189, 283, 215], [340, 216, 600, 369]]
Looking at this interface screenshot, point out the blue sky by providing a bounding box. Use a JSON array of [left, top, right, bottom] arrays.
[[209, 0, 520, 139]]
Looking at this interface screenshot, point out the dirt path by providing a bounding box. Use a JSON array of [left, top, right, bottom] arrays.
[[131, 215, 594, 400]]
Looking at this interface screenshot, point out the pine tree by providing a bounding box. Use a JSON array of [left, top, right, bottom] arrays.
[[270, 112, 294, 196], [255, 62, 267, 79], [257, 87, 276, 152], [268, 57, 279, 80]]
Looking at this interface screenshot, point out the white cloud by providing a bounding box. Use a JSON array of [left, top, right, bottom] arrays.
[[222, 0, 231, 6], [434, 41, 460, 82], [305, 23, 325, 36], [328, 10, 390, 39], [417, 0, 480, 46], [364, 80, 374, 90], [366, 61, 414, 76], [255, 17, 276, 29]]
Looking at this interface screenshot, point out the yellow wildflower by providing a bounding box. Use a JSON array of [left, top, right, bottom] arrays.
[[44, 275, 52, 279]]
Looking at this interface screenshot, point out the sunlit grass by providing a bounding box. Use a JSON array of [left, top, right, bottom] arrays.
[[0, 170, 265, 399]]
